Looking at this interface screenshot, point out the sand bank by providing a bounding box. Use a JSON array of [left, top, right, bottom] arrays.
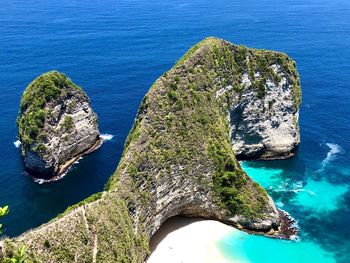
[[147, 217, 235, 263]]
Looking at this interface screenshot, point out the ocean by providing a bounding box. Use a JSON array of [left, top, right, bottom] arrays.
[[0, 0, 349, 262]]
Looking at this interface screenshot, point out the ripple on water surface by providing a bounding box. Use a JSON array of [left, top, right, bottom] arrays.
[[292, 177, 348, 214], [226, 161, 348, 263], [240, 161, 349, 215]]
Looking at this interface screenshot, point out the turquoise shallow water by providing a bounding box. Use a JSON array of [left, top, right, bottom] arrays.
[[0, 0, 349, 262], [241, 160, 349, 215], [217, 148, 350, 262], [218, 229, 336, 263]]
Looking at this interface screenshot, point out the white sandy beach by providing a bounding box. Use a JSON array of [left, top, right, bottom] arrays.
[[147, 217, 235, 263]]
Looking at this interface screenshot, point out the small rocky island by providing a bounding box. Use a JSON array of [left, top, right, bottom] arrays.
[[17, 71, 101, 179], [3, 38, 301, 262]]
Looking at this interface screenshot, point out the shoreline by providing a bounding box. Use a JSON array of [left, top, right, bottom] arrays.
[[29, 137, 104, 184], [147, 214, 299, 263], [148, 217, 233, 263], [236, 209, 299, 240]]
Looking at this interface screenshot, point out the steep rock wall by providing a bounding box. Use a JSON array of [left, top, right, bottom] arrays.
[[230, 64, 300, 160], [4, 38, 301, 262], [17, 71, 101, 177]]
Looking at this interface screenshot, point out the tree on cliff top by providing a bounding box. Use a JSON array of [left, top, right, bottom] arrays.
[[0, 206, 9, 235]]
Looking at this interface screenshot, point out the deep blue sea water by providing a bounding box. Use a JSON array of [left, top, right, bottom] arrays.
[[0, 0, 349, 262]]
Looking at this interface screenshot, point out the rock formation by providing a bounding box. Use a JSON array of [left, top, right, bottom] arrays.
[[17, 71, 101, 178], [3, 38, 301, 262], [229, 64, 301, 160]]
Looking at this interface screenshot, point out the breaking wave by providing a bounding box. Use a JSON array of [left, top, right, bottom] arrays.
[[32, 157, 85, 184], [14, 140, 21, 148], [319, 143, 343, 171], [74, 157, 83, 164], [33, 171, 69, 184], [276, 201, 284, 207], [27, 135, 113, 184], [100, 134, 114, 141], [272, 181, 315, 196]]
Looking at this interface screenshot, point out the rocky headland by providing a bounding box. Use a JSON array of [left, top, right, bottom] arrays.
[[229, 63, 300, 160], [3, 37, 301, 262], [16, 71, 101, 179]]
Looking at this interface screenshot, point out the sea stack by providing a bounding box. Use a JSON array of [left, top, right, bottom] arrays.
[[6, 38, 301, 262], [17, 71, 101, 178]]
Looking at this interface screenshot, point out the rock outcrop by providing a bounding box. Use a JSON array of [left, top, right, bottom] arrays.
[[17, 71, 101, 178], [4, 38, 301, 262], [230, 65, 301, 160]]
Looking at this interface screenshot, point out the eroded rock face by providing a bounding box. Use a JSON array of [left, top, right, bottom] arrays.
[[105, 37, 301, 239], [146, 166, 281, 236], [230, 65, 300, 160], [6, 38, 301, 262], [17, 71, 100, 178]]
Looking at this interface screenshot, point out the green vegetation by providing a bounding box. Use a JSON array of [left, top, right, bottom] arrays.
[[31, 143, 47, 154], [175, 41, 202, 66], [252, 78, 267, 99], [1, 245, 31, 263], [106, 37, 294, 219], [17, 71, 81, 149], [0, 205, 9, 235], [4, 194, 148, 262], [61, 115, 74, 131], [208, 138, 268, 218], [0, 206, 33, 263], [56, 192, 103, 220], [8, 38, 301, 262]]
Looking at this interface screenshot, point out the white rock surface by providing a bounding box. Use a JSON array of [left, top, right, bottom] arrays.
[[230, 64, 300, 160], [23, 86, 100, 177]]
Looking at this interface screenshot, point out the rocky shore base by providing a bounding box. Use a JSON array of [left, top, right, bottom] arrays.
[[148, 213, 299, 263], [267, 209, 299, 240], [232, 209, 298, 240], [29, 137, 104, 184]]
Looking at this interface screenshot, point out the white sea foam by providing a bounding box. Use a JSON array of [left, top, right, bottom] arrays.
[[293, 181, 303, 189], [100, 133, 114, 141], [33, 178, 45, 184], [33, 171, 68, 184], [30, 135, 113, 184], [272, 182, 290, 193], [290, 185, 316, 196], [319, 143, 343, 171], [74, 157, 83, 164], [272, 181, 313, 196], [276, 201, 284, 207], [289, 234, 300, 241], [14, 140, 21, 148], [292, 189, 315, 195]]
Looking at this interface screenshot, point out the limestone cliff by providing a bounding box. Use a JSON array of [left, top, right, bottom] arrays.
[[229, 64, 301, 160], [3, 38, 301, 262], [17, 71, 101, 178]]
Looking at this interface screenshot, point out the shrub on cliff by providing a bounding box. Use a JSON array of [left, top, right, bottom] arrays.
[[17, 71, 81, 147]]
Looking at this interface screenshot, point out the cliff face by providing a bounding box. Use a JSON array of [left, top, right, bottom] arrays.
[[4, 38, 301, 262], [230, 64, 301, 160], [17, 71, 100, 177]]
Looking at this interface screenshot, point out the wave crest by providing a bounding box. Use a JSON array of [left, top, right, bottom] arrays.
[[14, 140, 21, 148], [100, 134, 114, 141], [320, 143, 343, 171]]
